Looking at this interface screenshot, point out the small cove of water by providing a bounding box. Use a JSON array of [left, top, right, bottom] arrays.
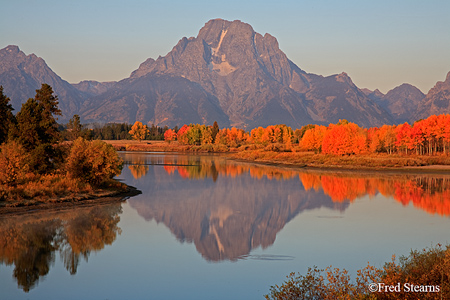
[[1, 152, 449, 299]]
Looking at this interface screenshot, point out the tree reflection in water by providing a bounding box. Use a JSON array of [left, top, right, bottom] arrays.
[[299, 173, 450, 216], [125, 152, 450, 217], [0, 203, 122, 292]]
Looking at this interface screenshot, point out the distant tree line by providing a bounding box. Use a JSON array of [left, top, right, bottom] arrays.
[[61, 121, 170, 141], [164, 115, 450, 156]]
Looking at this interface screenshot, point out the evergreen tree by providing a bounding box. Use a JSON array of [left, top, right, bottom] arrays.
[[35, 84, 61, 144], [35, 83, 61, 118], [16, 98, 44, 150], [15, 84, 62, 173], [212, 121, 219, 143], [66, 114, 83, 141], [0, 86, 15, 144]]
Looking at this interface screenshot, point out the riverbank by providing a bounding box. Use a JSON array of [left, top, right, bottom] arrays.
[[105, 140, 232, 152], [0, 181, 140, 216], [0, 138, 130, 215], [230, 149, 450, 173], [104, 140, 450, 173]]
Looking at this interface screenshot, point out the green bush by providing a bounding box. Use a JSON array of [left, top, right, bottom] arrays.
[[66, 138, 123, 186]]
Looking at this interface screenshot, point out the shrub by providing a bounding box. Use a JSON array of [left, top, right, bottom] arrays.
[[66, 138, 123, 186], [238, 144, 264, 151], [265, 245, 450, 300], [0, 141, 30, 186], [264, 143, 286, 152], [379, 245, 450, 299]]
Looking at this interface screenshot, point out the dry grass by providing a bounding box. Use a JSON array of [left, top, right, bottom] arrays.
[[231, 150, 450, 170], [104, 140, 232, 153], [0, 174, 128, 208]]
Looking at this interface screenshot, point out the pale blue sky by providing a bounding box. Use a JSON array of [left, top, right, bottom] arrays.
[[1, 0, 449, 93]]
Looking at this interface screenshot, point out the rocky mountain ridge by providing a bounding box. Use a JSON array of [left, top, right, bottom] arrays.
[[363, 84, 426, 124], [1, 19, 449, 128]]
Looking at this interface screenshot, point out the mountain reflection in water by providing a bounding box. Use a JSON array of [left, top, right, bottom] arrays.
[[123, 153, 450, 263], [0, 203, 122, 292]]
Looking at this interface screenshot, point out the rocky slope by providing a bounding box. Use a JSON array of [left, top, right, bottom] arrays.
[[81, 73, 230, 126], [0, 45, 86, 120], [363, 84, 426, 124], [414, 72, 450, 121], [72, 80, 116, 97]]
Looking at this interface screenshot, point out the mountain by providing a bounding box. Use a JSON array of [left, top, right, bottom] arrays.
[[362, 88, 385, 102], [81, 73, 230, 126], [0, 20, 401, 128], [72, 80, 116, 97], [304, 72, 393, 126], [414, 72, 450, 121], [81, 19, 393, 128], [381, 84, 425, 123], [0, 45, 86, 120], [363, 84, 425, 124]]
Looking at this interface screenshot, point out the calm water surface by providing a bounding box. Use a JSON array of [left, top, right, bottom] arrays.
[[1, 152, 450, 299]]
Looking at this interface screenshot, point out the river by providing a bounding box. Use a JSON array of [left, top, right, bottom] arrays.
[[1, 152, 449, 299]]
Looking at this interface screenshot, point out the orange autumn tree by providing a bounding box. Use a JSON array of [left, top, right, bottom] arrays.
[[395, 123, 413, 154], [301, 125, 327, 152], [177, 124, 190, 145], [215, 127, 249, 147], [164, 128, 177, 143], [322, 120, 367, 155]]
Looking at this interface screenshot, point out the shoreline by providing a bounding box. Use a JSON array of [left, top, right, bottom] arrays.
[[228, 156, 450, 176], [105, 140, 450, 175], [0, 185, 141, 217]]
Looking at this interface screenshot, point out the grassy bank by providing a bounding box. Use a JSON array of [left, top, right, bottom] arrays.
[[0, 174, 131, 212], [105, 140, 233, 152], [231, 150, 450, 171]]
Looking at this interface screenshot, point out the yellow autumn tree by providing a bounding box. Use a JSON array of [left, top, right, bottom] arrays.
[[129, 121, 149, 142]]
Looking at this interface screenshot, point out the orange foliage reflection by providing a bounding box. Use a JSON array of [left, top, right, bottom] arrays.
[[160, 156, 299, 181], [299, 173, 450, 216]]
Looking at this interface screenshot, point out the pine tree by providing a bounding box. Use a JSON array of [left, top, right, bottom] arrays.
[[212, 121, 219, 143], [66, 114, 83, 141], [0, 86, 15, 144], [15, 84, 62, 173]]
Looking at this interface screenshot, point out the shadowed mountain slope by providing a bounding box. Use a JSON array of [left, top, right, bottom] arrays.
[[0, 45, 86, 120]]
